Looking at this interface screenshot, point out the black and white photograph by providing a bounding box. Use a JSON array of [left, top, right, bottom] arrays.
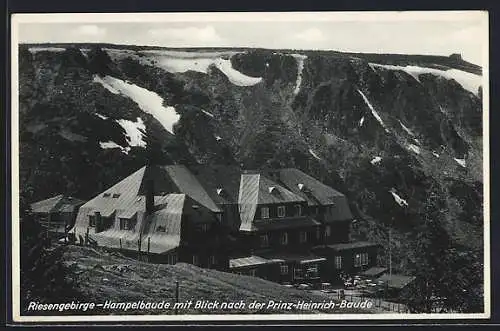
[[10, 11, 489, 322]]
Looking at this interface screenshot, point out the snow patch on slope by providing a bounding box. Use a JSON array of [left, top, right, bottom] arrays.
[[200, 109, 215, 118], [151, 53, 262, 87], [99, 141, 131, 155], [407, 144, 421, 155], [116, 117, 146, 148], [369, 63, 482, 96], [371, 156, 382, 165], [356, 89, 389, 133], [309, 149, 322, 160], [214, 59, 263, 86], [454, 158, 466, 168], [292, 54, 307, 95], [95, 113, 108, 120], [390, 189, 408, 207], [359, 117, 365, 127], [28, 47, 66, 53], [93, 75, 120, 94], [399, 120, 415, 136], [93, 75, 180, 134]]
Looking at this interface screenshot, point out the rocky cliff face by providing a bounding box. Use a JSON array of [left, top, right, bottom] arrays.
[[18, 44, 484, 311]]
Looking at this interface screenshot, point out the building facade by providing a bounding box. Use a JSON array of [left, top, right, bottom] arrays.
[[69, 164, 379, 283]]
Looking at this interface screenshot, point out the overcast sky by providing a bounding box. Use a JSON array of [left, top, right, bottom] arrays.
[[14, 11, 488, 65]]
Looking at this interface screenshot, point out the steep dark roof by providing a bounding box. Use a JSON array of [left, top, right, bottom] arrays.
[[163, 165, 221, 212], [31, 194, 85, 213], [277, 168, 353, 221], [277, 168, 345, 205], [137, 165, 221, 212], [190, 165, 242, 205], [238, 173, 305, 231]]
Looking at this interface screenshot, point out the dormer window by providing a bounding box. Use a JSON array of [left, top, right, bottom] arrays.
[[103, 193, 111, 198], [216, 188, 224, 196], [156, 225, 166, 232], [112, 193, 120, 198], [120, 217, 136, 230], [268, 186, 277, 194], [298, 183, 305, 191]]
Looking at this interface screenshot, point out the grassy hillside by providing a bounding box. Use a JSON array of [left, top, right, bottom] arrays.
[[32, 245, 372, 315]]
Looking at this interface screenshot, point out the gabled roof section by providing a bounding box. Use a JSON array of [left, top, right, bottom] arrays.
[[238, 173, 305, 231], [190, 165, 242, 205], [142, 194, 186, 254], [257, 176, 305, 205], [277, 168, 345, 206], [31, 194, 85, 213], [163, 165, 221, 212], [83, 166, 147, 212]]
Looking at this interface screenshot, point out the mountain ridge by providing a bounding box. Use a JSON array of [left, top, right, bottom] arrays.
[[18, 44, 484, 312]]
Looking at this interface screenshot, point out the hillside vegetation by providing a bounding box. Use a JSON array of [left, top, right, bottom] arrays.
[[19, 44, 484, 313]]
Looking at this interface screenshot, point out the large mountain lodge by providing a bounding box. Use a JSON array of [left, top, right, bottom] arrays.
[[43, 165, 380, 284]]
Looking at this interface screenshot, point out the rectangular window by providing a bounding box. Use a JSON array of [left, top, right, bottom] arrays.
[[335, 256, 343, 269], [361, 252, 369, 266], [260, 234, 269, 247], [277, 206, 286, 218], [354, 253, 368, 267], [112, 193, 120, 198], [200, 223, 210, 232], [280, 265, 289, 275], [156, 225, 166, 232], [192, 255, 199, 266], [167, 254, 177, 265], [280, 232, 288, 245], [294, 204, 302, 216], [209, 255, 217, 266], [89, 216, 96, 227], [261, 207, 270, 219], [248, 269, 257, 277], [103, 193, 111, 198], [299, 231, 308, 243], [316, 227, 321, 240], [325, 225, 332, 238], [215, 213, 223, 223], [119, 218, 135, 230]]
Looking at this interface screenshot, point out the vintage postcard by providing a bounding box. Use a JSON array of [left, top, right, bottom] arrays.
[[10, 11, 490, 323]]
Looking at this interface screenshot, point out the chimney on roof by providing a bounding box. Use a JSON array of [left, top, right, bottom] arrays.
[[146, 179, 155, 215]]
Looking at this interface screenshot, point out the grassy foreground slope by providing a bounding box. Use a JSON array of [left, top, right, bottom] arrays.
[[58, 245, 372, 315]]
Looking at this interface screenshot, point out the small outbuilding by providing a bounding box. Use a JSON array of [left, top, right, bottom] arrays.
[[30, 194, 86, 238]]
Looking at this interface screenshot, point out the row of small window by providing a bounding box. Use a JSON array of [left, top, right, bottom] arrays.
[[260, 226, 332, 247], [102, 193, 121, 198], [191, 255, 217, 266], [89, 217, 137, 230], [259, 205, 335, 219], [260, 205, 302, 219], [333, 253, 369, 269]]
